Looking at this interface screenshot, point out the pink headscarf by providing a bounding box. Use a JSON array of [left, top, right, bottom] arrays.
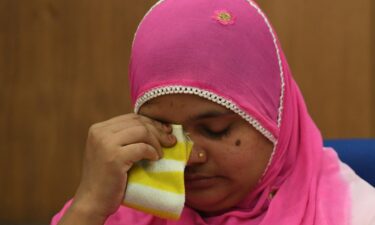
[[129, 0, 350, 224], [52, 0, 350, 224]]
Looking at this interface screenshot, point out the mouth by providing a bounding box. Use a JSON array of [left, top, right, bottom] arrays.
[[184, 174, 221, 189]]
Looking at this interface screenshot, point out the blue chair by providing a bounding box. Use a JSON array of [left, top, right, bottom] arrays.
[[324, 139, 375, 187]]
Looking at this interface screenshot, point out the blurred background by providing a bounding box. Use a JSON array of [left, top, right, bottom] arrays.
[[0, 0, 374, 224]]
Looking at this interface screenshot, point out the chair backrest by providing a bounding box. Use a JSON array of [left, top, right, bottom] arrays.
[[324, 139, 375, 187]]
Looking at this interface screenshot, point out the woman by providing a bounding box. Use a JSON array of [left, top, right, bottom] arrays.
[[52, 0, 375, 224]]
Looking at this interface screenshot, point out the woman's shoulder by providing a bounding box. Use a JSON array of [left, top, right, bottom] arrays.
[[339, 162, 375, 225]]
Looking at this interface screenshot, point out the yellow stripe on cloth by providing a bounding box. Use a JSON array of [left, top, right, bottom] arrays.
[[125, 202, 181, 220], [163, 142, 193, 161], [127, 168, 185, 194], [123, 124, 193, 220]]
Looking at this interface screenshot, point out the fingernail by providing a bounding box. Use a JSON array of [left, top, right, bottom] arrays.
[[169, 134, 176, 141], [163, 123, 172, 132]]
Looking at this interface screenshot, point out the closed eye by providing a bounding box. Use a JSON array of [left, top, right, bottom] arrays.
[[201, 126, 231, 139]]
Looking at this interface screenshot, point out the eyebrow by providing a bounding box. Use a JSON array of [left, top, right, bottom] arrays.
[[188, 111, 235, 121], [152, 110, 235, 124]]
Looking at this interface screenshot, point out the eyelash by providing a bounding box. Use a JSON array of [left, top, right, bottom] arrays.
[[201, 125, 231, 139]]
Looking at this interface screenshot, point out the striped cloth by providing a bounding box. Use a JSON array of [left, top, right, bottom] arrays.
[[123, 125, 193, 220]]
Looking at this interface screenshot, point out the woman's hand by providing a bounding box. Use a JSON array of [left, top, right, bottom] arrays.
[[58, 114, 176, 225]]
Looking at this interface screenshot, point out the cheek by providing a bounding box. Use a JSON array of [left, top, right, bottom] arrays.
[[213, 135, 272, 178], [211, 141, 257, 172]]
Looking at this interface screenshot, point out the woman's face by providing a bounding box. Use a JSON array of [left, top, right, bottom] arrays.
[[139, 94, 273, 215]]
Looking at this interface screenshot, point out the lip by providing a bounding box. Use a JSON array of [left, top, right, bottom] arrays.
[[184, 174, 221, 189]]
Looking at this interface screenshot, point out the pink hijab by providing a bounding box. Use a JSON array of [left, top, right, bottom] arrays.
[[52, 0, 350, 224]]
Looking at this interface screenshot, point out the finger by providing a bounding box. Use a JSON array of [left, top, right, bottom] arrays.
[[91, 114, 138, 130], [137, 115, 173, 134], [96, 114, 172, 135], [139, 121, 176, 148], [129, 123, 176, 148], [119, 143, 160, 168], [104, 115, 175, 148], [103, 117, 171, 135], [103, 120, 145, 133], [111, 125, 164, 158]]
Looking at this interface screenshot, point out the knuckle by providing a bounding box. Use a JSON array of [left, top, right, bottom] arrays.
[[89, 128, 101, 139], [88, 123, 104, 136], [136, 125, 151, 137], [136, 143, 149, 153], [151, 120, 163, 131], [88, 123, 99, 134], [99, 134, 112, 146], [89, 130, 112, 148], [131, 119, 143, 128]]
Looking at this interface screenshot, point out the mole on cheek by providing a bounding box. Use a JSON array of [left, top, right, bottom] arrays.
[[235, 139, 241, 146]]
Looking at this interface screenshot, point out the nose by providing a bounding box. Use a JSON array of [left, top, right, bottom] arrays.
[[183, 129, 207, 166], [186, 144, 207, 166]]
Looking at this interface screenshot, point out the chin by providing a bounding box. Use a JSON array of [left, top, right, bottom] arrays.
[[185, 192, 237, 216], [186, 201, 233, 217]]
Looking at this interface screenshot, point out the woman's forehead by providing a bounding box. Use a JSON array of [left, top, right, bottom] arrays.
[[142, 94, 225, 109], [139, 94, 235, 123]]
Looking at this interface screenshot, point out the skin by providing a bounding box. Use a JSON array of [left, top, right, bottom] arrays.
[[58, 94, 273, 224]]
